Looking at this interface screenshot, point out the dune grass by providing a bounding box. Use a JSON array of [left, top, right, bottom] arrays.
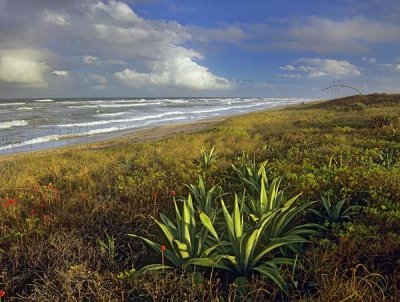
[[0, 94, 400, 301]]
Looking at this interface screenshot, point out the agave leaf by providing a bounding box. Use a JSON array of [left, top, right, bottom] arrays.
[[249, 213, 259, 223], [233, 196, 243, 240], [250, 239, 297, 268], [282, 193, 302, 209], [159, 213, 178, 236], [241, 228, 260, 270], [221, 199, 234, 242], [260, 180, 267, 214], [187, 256, 235, 272], [154, 220, 175, 247], [199, 212, 219, 241], [309, 208, 325, 219], [203, 241, 230, 256], [174, 199, 182, 235], [172, 240, 190, 259], [127, 264, 173, 279], [128, 234, 181, 267], [182, 198, 192, 249], [252, 264, 287, 293], [269, 257, 295, 266]]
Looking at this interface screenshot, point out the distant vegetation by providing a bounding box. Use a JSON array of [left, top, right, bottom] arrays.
[[0, 93, 400, 300]]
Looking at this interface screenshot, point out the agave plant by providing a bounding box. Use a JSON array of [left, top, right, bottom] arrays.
[[185, 176, 222, 218], [232, 156, 268, 196], [377, 148, 397, 169], [189, 196, 302, 292], [234, 160, 318, 241], [245, 176, 284, 222], [310, 194, 358, 223], [245, 178, 317, 241], [127, 195, 215, 277], [197, 145, 218, 173]]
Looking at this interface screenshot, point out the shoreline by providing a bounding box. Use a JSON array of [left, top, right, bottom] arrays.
[[0, 101, 315, 158]]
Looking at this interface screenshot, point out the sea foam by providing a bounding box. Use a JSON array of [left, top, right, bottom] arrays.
[[0, 120, 29, 129]]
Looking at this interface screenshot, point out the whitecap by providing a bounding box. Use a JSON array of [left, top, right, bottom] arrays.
[[0, 120, 29, 129], [34, 99, 54, 102], [0, 102, 26, 106]]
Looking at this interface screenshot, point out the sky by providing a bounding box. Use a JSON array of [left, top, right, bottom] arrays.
[[0, 0, 399, 98]]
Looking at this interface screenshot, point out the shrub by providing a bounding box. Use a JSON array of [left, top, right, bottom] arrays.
[[368, 115, 396, 128]]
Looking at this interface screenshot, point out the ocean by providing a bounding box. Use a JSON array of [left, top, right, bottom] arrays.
[[0, 97, 309, 154]]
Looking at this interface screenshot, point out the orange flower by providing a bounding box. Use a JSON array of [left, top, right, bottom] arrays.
[[0, 289, 5, 297]]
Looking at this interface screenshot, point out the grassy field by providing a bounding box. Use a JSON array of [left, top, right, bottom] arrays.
[[1, 94, 400, 301]]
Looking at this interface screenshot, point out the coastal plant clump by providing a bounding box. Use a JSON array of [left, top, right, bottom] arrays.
[[124, 159, 318, 293], [0, 95, 400, 300]]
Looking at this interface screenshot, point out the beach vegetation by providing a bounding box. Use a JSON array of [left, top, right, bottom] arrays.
[[0, 94, 400, 300]]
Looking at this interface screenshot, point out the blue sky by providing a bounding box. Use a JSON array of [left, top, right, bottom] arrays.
[[0, 0, 399, 98]]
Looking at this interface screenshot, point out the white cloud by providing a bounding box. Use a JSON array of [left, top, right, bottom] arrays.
[[115, 56, 231, 90], [280, 73, 302, 79], [0, 1, 231, 93], [44, 11, 70, 26], [83, 55, 98, 64], [0, 50, 48, 86], [362, 57, 377, 64], [282, 58, 362, 78], [90, 1, 141, 22], [52, 70, 69, 77], [279, 65, 296, 71]]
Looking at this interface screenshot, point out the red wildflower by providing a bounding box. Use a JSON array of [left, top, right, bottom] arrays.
[[7, 199, 16, 205], [0, 289, 5, 297], [170, 190, 176, 196], [31, 209, 36, 215], [3, 199, 16, 208], [161, 245, 166, 252], [152, 191, 159, 201]]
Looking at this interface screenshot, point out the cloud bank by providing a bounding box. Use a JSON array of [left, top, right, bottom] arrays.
[[0, 0, 231, 93]]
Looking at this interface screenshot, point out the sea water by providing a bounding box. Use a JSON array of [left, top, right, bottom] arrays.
[[0, 97, 310, 154]]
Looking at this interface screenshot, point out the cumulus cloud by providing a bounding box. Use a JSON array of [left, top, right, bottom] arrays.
[[281, 58, 362, 78], [52, 70, 69, 76], [0, 49, 48, 86], [115, 56, 231, 90], [0, 0, 231, 93], [90, 1, 141, 22]]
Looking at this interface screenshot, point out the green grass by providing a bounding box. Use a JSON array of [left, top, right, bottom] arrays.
[[0, 94, 400, 300]]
